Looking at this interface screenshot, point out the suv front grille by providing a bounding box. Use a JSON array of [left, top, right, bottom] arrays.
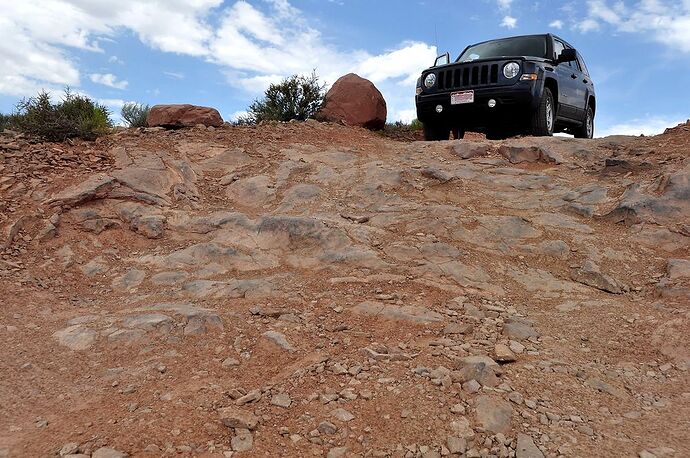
[[437, 63, 500, 90]]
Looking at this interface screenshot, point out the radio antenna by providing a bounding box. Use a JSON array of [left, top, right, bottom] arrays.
[[434, 22, 439, 52]]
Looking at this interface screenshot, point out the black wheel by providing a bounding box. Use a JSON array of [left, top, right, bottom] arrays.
[[452, 127, 465, 140], [531, 87, 555, 136], [574, 106, 594, 139], [423, 123, 450, 141]]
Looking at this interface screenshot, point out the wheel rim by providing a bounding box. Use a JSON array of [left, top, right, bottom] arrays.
[[546, 99, 554, 132], [586, 110, 593, 138]]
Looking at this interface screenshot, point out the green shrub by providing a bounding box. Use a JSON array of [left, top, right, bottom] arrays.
[[121, 102, 150, 127], [0, 113, 13, 131], [243, 72, 325, 124], [381, 119, 425, 141], [409, 118, 423, 130], [12, 89, 112, 141]]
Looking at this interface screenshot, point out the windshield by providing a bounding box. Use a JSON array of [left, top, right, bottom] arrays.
[[458, 36, 547, 62]]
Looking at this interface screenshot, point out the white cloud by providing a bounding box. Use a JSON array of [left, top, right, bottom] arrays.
[[549, 19, 564, 29], [596, 115, 687, 137], [0, 0, 437, 121], [0, 0, 222, 98], [578, 0, 690, 52], [229, 110, 249, 121], [501, 16, 518, 28], [163, 71, 186, 80], [207, 1, 437, 120], [394, 109, 417, 124], [497, 0, 513, 11], [89, 73, 128, 90], [577, 18, 600, 32]]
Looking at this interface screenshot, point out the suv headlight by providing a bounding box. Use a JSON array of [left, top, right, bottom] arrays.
[[503, 62, 520, 79], [424, 73, 436, 88]]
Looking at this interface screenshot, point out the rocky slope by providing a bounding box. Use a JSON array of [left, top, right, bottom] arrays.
[[0, 121, 688, 458]]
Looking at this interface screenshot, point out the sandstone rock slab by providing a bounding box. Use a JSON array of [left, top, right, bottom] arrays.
[[147, 104, 223, 128]]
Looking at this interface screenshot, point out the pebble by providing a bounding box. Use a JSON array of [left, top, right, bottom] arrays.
[[91, 448, 127, 458], [271, 393, 292, 408], [231, 428, 253, 452], [331, 408, 355, 422]]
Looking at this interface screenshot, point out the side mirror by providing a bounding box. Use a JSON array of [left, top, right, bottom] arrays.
[[557, 48, 577, 64], [434, 52, 450, 67]]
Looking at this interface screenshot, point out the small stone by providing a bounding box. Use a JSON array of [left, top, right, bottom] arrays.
[[509, 341, 525, 354], [450, 403, 466, 414], [262, 330, 295, 351], [450, 417, 475, 439], [493, 344, 516, 363], [331, 408, 355, 422], [508, 392, 523, 405], [515, 433, 544, 458], [235, 389, 261, 405], [463, 379, 481, 393], [231, 428, 253, 452], [447, 436, 467, 454], [318, 421, 338, 434], [327, 447, 349, 458], [222, 357, 240, 368], [219, 407, 259, 430], [474, 396, 513, 434], [91, 448, 127, 458], [59, 443, 80, 456], [271, 393, 292, 408]]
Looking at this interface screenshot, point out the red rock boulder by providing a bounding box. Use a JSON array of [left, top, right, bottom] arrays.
[[316, 74, 386, 130], [147, 104, 223, 128]]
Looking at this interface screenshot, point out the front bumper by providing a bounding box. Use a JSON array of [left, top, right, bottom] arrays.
[[415, 80, 542, 128]]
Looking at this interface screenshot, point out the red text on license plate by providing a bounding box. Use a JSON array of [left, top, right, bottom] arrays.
[[451, 91, 474, 105]]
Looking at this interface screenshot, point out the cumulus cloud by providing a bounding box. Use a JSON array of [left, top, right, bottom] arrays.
[[207, 1, 437, 119], [549, 19, 564, 29], [577, 0, 690, 52], [90, 73, 128, 89], [501, 16, 518, 28], [0, 0, 222, 97], [0, 0, 437, 121], [497, 0, 513, 11]]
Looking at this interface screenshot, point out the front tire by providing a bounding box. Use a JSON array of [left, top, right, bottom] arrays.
[[423, 123, 450, 141], [531, 87, 555, 136], [574, 106, 594, 139]]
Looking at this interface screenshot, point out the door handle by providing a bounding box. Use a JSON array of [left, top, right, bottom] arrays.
[[570, 74, 577, 79]]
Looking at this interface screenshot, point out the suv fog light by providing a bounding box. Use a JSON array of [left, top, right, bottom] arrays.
[[488, 99, 497, 108], [435, 105, 443, 113]]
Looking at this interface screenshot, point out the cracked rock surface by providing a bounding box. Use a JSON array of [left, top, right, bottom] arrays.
[[1, 121, 689, 457]]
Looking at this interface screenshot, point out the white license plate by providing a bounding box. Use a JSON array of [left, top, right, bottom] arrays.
[[450, 90, 474, 105]]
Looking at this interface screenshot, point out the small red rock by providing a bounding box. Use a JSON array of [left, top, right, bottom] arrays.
[[147, 104, 223, 128]]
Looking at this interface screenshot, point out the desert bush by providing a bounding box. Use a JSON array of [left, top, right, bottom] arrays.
[[242, 72, 325, 124], [12, 89, 112, 141], [0, 113, 13, 131], [121, 102, 150, 127], [381, 119, 425, 141]]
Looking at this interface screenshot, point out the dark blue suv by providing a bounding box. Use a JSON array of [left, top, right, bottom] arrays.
[[415, 34, 595, 140]]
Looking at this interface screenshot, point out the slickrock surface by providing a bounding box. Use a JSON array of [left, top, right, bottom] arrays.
[[1, 120, 689, 457]]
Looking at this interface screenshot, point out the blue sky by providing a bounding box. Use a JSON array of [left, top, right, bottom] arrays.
[[1, 0, 689, 136]]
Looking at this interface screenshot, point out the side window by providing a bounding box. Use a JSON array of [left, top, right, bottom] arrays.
[[553, 40, 565, 60], [577, 53, 590, 77]]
